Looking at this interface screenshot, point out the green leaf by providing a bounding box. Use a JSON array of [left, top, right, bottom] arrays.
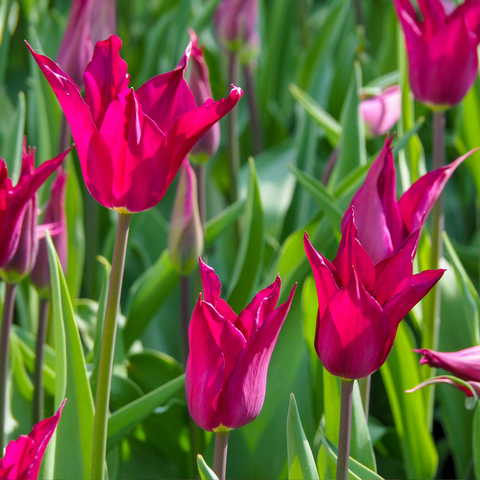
[[123, 250, 179, 351], [46, 233, 95, 480], [205, 200, 245, 245], [287, 393, 319, 480], [226, 159, 264, 312], [2, 91, 25, 183], [190, 0, 222, 32], [473, 404, 480, 480], [197, 454, 219, 480], [107, 373, 185, 450]]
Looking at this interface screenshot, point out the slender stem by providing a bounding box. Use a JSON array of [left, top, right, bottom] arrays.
[[243, 64, 263, 155], [213, 431, 230, 480], [193, 164, 207, 229], [180, 275, 191, 366], [336, 379, 354, 480], [353, 0, 364, 27], [91, 213, 131, 480], [0, 283, 17, 453], [227, 52, 240, 204], [33, 298, 49, 424], [358, 375, 371, 420]]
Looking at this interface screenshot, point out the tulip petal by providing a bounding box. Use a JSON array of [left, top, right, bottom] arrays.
[[304, 233, 340, 318], [223, 285, 296, 429], [398, 151, 473, 232], [234, 276, 281, 339], [406, 375, 480, 398], [83, 35, 130, 129], [136, 43, 197, 133], [418, 0, 447, 40], [316, 268, 389, 380]]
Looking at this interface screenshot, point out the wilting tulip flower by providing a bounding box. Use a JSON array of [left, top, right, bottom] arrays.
[[360, 86, 401, 138], [393, 0, 480, 107], [343, 136, 473, 264], [28, 36, 242, 213], [31, 170, 68, 296], [305, 211, 444, 380], [0, 400, 65, 480], [188, 29, 220, 162], [168, 160, 203, 275], [0, 141, 69, 274], [215, 0, 260, 63], [186, 258, 296, 431]]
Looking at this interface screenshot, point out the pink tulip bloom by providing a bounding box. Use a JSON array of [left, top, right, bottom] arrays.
[[28, 36, 243, 213], [186, 258, 296, 431], [393, 0, 480, 107], [360, 86, 401, 137], [343, 136, 473, 264], [0, 141, 68, 272], [305, 211, 444, 380], [0, 400, 65, 480], [188, 30, 220, 161], [31, 169, 68, 295]]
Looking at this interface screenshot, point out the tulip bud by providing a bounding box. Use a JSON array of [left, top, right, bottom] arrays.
[[90, 0, 116, 47], [214, 0, 260, 64], [168, 160, 203, 275], [31, 170, 68, 297], [188, 29, 220, 163], [360, 86, 401, 138]]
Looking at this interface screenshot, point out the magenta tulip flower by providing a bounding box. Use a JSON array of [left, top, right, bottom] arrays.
[[393, 0, 480, 107], [0, 400, 65, 480], [28, 36, 243, 213], [343, 136, 473, 264], [186, 258, 296, 431], [305, 211, 444, 380], [360, 86, 401, 138], [0, 141, 69, 272]]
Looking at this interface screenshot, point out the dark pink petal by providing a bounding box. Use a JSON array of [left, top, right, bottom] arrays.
[[418, 0, 447, 40], [222, 284, 296, 429], [199, 257, 222, 306], [136, 43, 197, 133], [98, 89, 172, 212], [304, 233, 339, 318], [334, 212, 376, 295], [83, 35, 130, 129], [234, 276, 280, 340], [316, 268, 389, 380], [413, 345, 480, 382], [399, 151, 474, 232]]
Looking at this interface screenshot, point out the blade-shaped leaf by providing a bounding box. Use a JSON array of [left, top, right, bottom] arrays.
[[205, 200, 245, 246], [197, 454, 219, 480]]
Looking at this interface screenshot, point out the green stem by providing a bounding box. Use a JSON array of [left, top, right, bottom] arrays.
[[353, 0, 364, 27], [243, 64, 263, 155], [91, 212, 131, 480], [193, 164, 207, 229], [213, 430, 230, 480], [227, 52, 240, 204], [336, 379, 354, 480], [180, 274, 191, 366], [358, 375, 371, 419], [0, 282, 17, 452], [33, 298, 49, 424]]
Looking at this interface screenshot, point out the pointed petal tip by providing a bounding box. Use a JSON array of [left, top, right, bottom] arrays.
[[230, 85, 244, 98]]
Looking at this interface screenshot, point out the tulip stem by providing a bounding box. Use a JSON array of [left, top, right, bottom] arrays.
[[0, 282, 17, 453], [243, 64, 263, 155], [358, 375, 371, 419], [227, 52, 240, 204], [336, 379, 354, 480], [213, 430, 230, 480], [180, 275, 191, 366], [33, 298, 49, 424], [193, 164, 207, 229], [91, 212, 131, 480]]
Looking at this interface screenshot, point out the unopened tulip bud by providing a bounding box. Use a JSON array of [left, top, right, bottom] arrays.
[[90, 0, 116, 47], [169, 161, 203, 275]]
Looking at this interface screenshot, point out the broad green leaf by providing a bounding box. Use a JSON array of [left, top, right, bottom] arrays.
[[205, 200, 245, 245], [2, 91, 25, 183], [226, 159, 264, 312], [11, 330, 33, 401], [123, 250, 179, 351], [46, 234, 95, 480], [107, 373, 185, 450], [197, 454, 219, 480], [287, 393, 319, 480]]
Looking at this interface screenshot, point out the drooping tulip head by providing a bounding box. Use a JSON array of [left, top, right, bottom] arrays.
[[186, 258, 296, 431]]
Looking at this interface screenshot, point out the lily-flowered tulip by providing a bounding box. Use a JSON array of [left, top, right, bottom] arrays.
[[168, 160, 203, 275], [305, 211, 444, 380], [186, 259, 296, 431], [343, 136, 473, 264], [393, 0, 480, 107], [360, 86, 401, 138], [0, 400, 65, 480], [0, 141, 69, 273], [214, 0, 260, 63], [188, 29, 220, 162], [28, 36, 242, 213], [31, 169, 68, 296]]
